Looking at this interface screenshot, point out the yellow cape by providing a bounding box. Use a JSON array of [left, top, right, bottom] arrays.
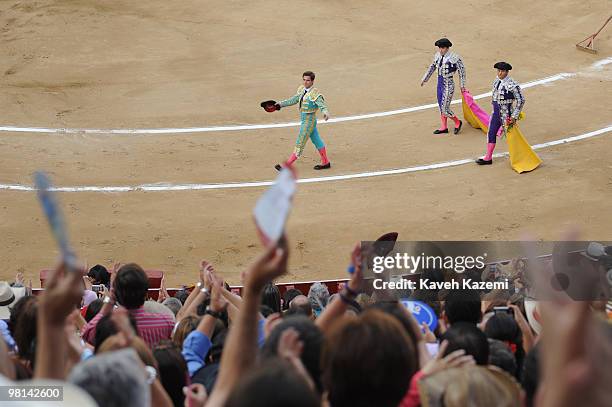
[[462, 95, 541, 173]]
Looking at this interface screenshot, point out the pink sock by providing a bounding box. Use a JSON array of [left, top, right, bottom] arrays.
[[451, 116, 460, 127], [318, 147, 329, 165], [484, 143, 496, 160], [439, 114, 448, 130], [284, 153, 298, 166]]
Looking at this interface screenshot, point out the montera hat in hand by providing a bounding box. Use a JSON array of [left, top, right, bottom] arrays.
[[373, 232, 399, 257], [260, 100, 281, 112]]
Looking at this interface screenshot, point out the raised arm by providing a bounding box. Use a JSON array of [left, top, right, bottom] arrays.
[[279, 90, 301, 108], [316, 243, 363, 332], [207, 237, 289, 406], [421, 54, 438, 85], [35, 262, 84, 380], [182, 277, 227, 377], [177, 260, 214, 321]]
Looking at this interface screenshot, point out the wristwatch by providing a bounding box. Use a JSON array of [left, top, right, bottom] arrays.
[[144, 365, 157, 384], [204, 306, 223, 319]]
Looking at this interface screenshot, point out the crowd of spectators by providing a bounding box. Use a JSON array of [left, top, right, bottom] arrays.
[[0, 237, 610, 407]]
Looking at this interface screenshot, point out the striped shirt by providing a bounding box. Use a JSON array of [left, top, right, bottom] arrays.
[[82, 306, 174, 348]]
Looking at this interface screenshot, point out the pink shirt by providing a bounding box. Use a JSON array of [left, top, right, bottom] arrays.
[[82, 306, 174, 348]]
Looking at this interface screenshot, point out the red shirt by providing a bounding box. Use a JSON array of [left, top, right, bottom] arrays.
[[399, 370, 424, 407], [82, 306, 174, 348]]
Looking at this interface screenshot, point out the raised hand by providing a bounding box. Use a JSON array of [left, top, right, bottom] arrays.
[[421, 322, 437, 344], [199, 260, 215, 290], [39, 262, 84, 326], [264, 313, 282, 339], [157, 275, 168, 303], [82, 275, 93, 291], [209, 276, 228, 313], [277, 328, 314, 390], [64, 310, 85, 362], [111, 262, 121, 286], [183, 383, 207, 407], [111, 306, 136, 347], [348, 242, 364, 293], [278, 327, 304, 360], [421, 340, 475, 376]]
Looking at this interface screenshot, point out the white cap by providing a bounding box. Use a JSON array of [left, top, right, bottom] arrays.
[[0, 282, 26, 320]]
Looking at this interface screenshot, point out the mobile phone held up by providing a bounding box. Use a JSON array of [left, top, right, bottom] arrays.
[[493, 306, 514, 317], [91, 284, 105, 292]]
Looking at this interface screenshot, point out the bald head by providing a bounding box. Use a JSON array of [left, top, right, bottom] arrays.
[[289, 295, 313, 318]]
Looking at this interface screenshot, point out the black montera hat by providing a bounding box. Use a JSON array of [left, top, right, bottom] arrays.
[[260, 100, 280, 112], [434, 38, 452, 48], [494, 62, 513, 71]]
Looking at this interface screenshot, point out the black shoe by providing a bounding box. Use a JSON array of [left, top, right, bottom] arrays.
[[475, 158, 492, 165], [433, 128, 449, 134], [454, 120, 463, 135], [314, 162, 331, 170], [274, 164, 282, 171]]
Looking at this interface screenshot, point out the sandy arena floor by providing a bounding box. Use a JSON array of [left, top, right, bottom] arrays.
[[1, 0, 611, 285]]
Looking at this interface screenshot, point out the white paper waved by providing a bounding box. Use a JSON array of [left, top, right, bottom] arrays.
[[253, 168, 296, 244]]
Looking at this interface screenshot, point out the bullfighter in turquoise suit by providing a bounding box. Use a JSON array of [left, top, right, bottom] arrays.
[[275, 71, 331, 171]]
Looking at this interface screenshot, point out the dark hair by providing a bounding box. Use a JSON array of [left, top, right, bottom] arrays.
[[8, 295, 36, 336], [13, 296, 38, 371], [196, 299, 229, 328], [283, 288, 303, 311], [88, 265, 111, 287], [323, 310, 418, 407], [173, 290, 189, 305], [84, 299, 104, 322], [441, 322, 490, 365], [153, 341, 188, 407], [484, 313, 525, 376], [259, 304, 275, 318], [521, 345, 540, 407], [443, 289, 482, 325], [207, 325, 227, 364], [302, 71, 315, 81], [366, 301, 419, 347], [225, 358, 319, 407], [261, 282, 281, 314], [262, 316, 324, 392], [488, 338, 517, 376], [113, 263, 149, 309], [94, 313, 138, 353]]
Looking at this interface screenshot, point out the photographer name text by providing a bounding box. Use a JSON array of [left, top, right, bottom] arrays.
[[373, 278, 509, 291]]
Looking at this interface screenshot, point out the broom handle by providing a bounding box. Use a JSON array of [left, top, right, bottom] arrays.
[[593, 15, 612, 37]]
